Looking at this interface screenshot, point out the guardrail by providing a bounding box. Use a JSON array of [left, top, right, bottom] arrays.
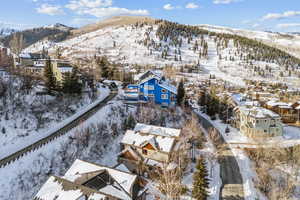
[[0, 86, 118, 168]]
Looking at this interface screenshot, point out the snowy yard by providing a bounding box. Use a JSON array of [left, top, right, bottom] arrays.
[[0, 73, 110, 160], [198, 111, 300, 200], [0, 97, 130, 200], [197, 112, 267, 200]]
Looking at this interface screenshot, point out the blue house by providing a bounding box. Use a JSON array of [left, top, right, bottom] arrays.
[[138, 71, 177, 107], [124, 70, 177, 106]]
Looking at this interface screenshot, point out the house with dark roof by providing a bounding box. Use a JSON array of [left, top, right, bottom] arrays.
[[34, 159, 147, 200]]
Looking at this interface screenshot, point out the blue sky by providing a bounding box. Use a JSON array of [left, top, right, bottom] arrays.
[[1, 0, 300, 32]]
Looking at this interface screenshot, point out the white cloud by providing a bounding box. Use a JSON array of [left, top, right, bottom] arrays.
[[65, 0, 149, 18], [213, 0, 242, 4], [36, 4, 65, 15], [262, 11, 300, 21], [80, 7, 149, 18], [277, 23, 300, 28], [163, 4, 174, 10], [66, 0, 112, 11], [185, 3, 199, 9]]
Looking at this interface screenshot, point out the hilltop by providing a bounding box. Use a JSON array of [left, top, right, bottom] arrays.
[[71, 15, 156, 37], [198, 24, 300, 59], [0, 23, 74, 52], [22, 16, 300, 88]]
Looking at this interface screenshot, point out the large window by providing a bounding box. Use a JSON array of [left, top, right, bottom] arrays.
[[148, 85, 154, 90], [161, 94, 168, 99]]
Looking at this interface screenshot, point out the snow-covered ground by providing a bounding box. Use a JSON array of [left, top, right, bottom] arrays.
[[201, 37, 246, 86], [25, 22, 300, 89], [25, 25, 199, 68], [0, 85, 110, 159], [0, 96, 129, 200], [181, 126, 221, 200], [198, 111, 300, 200], [199, 24, 300, 59], [0, 73, 110, 160], [198, 112, 267, 200]]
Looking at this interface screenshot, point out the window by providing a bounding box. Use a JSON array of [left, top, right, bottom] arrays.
[[161, 89, 167, 93], [142, 149, 148, 155], [161, 94, 168, 99], [148, 94, 154, 97], [147, 85, 154, 90]]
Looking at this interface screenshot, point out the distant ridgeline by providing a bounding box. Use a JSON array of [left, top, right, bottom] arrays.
[[0, 24, 74, 52]]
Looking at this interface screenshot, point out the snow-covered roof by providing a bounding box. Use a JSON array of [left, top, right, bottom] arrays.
[[114, 163, 131, 173], [158, 81, 177, 95], [35, 159, 139, 200], [136, 70, 162, 81], [244, 101, 260, 107], [139, 75, 161, 85], [34, 176, 106, 200], [119, 146, 143, 161], [266, 100, 290, 108], [134, 123, 181, 138], [121, 130, 176, 153], [239, 106, 280, 119], [19, 53, 31, 58], [64, 159, 137, 200]]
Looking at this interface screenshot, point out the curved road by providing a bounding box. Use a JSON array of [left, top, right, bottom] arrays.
[[196, 112, 245, 200], [0, 86, 118, 168]]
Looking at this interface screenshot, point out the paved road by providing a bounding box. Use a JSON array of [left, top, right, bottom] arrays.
[[0, 87, 118, 168], [196, 113, 245, 200]]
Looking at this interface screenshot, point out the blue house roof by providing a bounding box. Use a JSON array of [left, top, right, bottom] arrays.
[[159, 82, 177, 95]]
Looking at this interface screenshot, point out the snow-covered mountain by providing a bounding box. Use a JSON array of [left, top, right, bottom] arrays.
[[198, 24, 300, 59], [0, 28, 16, 37], [44, 23, 74, 32], [0, 23, 74, 50], [23, 16, 300, 88]]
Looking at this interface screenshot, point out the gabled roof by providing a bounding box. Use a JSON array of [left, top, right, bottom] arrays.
[[134, 123, 181, 138], [239, 106, 280, 119], [158, 81, 177, 95], [19, 53, 43, 59], [119, 146, 143, 161], [35, 159, 139, 200], [139, 76, 161, 85], [34, 175, 107, 200], [121, 130, 176, 153], [63, 159, 137, 200], [138, 70, 162, 81]]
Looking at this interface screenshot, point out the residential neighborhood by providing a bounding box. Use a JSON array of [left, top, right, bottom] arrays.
[[124, 70, 177, 107], [1, 2, 300, 199]]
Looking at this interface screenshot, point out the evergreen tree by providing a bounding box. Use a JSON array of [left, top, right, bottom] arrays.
[[62, 67, 83, 94], [97, 56, 110, 79], [44, 59, 57, 92], [177, 80, 185, 105], [192, 157, 209, 200]]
